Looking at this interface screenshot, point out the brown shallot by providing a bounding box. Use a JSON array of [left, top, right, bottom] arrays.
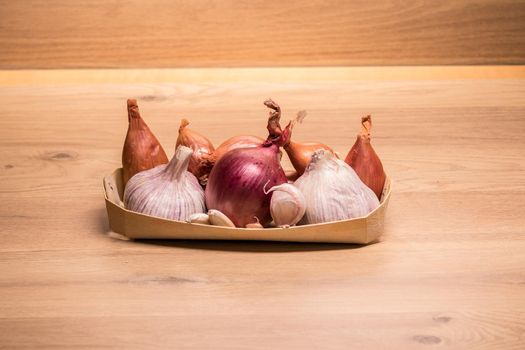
[[344, 115, 386, 199], [284, 111, 336, 176], [122, 99, 168, 187], [176, 119, 215, 186]]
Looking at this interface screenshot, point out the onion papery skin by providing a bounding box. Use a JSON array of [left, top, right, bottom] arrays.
[[205, 144, 287, 227], [210, 135, 264, 165]]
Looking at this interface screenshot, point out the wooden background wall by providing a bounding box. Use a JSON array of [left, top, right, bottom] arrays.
[[1, 0, 524, 69]]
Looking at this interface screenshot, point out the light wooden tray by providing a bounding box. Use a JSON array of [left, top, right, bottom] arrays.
[[103, 168, 391, 244]]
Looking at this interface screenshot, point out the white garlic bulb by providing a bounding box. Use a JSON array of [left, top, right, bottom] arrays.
[[124, 146, 206, 221], [294, 149, 379, 224], [266, 183, 306, 227]]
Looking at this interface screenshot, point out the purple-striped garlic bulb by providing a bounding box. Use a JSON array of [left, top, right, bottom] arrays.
[[124, 146, 205, 221], [294, 149, 379, 224]]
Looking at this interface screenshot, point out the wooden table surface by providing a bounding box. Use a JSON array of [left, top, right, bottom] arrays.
[[1, 66, 524, 349]]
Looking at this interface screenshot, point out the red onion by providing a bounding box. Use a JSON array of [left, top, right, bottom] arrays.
[[205, 99, 290, 227], [176, 118, 263, 187]]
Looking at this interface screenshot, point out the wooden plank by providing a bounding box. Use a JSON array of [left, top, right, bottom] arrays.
[[0, 0, 524, 68], [1, 66, 525, 86], [0, 68, 524, 349]]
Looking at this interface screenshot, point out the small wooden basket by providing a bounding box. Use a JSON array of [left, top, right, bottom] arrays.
[[103, 168, 391, 244]]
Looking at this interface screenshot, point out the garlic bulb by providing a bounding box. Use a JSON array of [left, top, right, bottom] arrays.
[[124, 146, 205, 221], [265, 183, 306, 227], [294, 149, 379, 224]]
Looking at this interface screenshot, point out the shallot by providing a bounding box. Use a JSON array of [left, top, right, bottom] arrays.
[[345, 115, 386, 199], [283, 111, 336, 176], [122, 99, 168, 186], [176, 118, 215, 186]]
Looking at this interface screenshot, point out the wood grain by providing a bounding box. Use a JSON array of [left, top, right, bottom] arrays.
[[2, 66, 525, 86], [1, 0, 525, 69], [0, 67, 524, 349]]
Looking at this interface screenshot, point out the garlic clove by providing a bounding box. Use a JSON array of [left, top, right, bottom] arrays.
[[265, 183, 306, 227], [208, 209, 236, 228], [245, 217, 264, 229], [187, 213, 210, 225]]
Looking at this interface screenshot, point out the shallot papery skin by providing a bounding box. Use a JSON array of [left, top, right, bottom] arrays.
[[176, 119, 215, 186], [345, 115, 386, 199], [204, 99, 289, 228], [122, 99, 168, 187], [283, 110, 336, 176], [285, 141, 335, 176]]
